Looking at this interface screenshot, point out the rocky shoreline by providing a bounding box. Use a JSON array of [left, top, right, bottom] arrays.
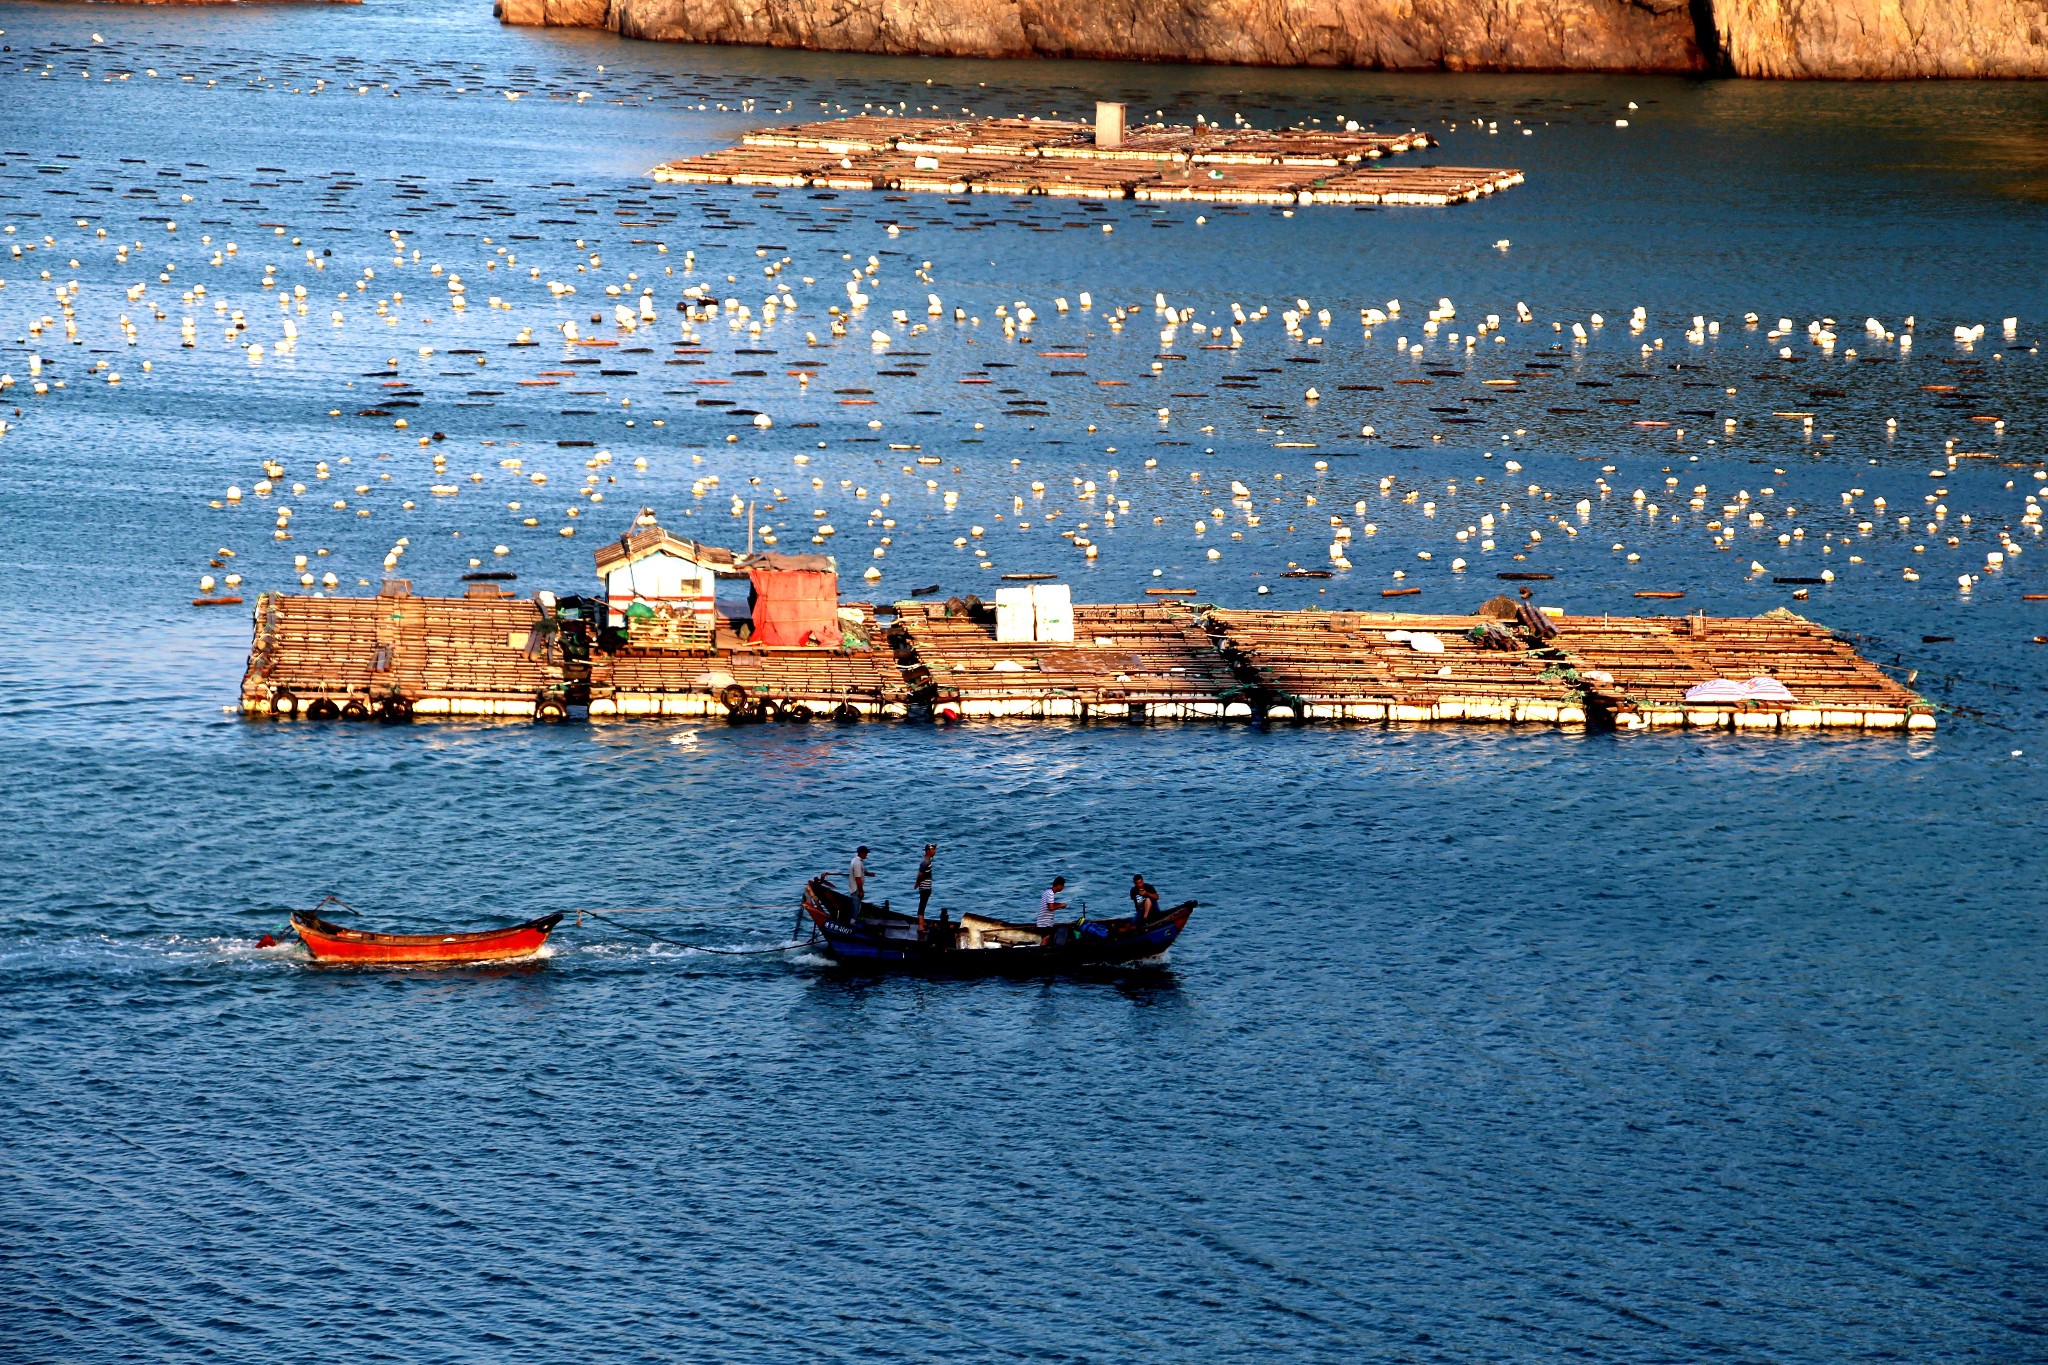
[[71, 0, 360, 7], [495, 0, 2048, 80]]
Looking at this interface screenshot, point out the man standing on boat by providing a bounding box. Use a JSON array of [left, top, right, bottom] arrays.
[[1038, 877, 1068, 940], [915, 844, 936, 938], [848, 846, 869, 919]]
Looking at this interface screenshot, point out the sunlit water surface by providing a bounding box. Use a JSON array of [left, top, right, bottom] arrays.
[[1, 0, 2044, 1359]]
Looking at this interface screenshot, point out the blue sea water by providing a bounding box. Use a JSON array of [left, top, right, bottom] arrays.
[[1, 0, 2045, 1358]]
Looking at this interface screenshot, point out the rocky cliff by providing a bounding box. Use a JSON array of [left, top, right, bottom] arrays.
[[1712, 0, 2048, 78], [494, 0, 2048, 79]]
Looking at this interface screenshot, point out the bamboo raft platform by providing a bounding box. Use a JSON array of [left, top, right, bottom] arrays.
[[1203, 609, 1933, 731], [651, 115, 1519, 208], [246, 586, 562, 720], [1528, 613, 1932, 731], [240, 594, 1933, 733], [243, 589, 912, 721], [891, 601, 1242, 719], [592, 604, 909, 720]]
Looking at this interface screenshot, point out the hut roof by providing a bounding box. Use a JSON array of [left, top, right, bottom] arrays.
[[593, 525, 740, 578]]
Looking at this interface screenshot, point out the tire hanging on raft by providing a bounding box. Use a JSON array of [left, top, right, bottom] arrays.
[[719, 683, 749, 715], [535, 695, 569, 723], [831, 702, 861, 723], [758, 698, 783, 723], [377, 697, 414, 724], [782, 701, 812, 723], [272, 690, 300, 718], [340, 699, 370, 721], [306, 698, 341, 720]]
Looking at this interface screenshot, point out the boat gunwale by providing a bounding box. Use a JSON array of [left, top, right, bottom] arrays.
[[290, 908, 565, 948]]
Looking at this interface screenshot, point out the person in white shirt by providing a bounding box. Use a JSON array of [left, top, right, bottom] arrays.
[[848, 846, 869, 918], [1037, 877, 1067, 938]]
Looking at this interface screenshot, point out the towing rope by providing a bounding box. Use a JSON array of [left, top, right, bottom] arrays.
[[577, 908, 812, 955], [285, 895, 813, 954], [572, 905, 794, 916]]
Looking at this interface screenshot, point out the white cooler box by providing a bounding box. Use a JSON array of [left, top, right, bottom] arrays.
[[995, 586, 1036, 643], [1031, 583, 1074, 643]]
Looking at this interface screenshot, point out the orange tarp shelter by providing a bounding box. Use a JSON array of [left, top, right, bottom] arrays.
[[748, 556, 841, 646]]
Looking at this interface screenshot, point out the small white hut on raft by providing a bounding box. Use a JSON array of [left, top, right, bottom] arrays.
[[592, 522, 844, 647], [593, 526, 736, 628]]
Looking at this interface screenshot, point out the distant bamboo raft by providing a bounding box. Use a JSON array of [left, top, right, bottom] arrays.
[[242, 593, 1933, 733], [650, 117, 1519, 207]]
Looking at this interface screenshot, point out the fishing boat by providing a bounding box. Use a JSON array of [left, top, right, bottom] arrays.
[[289, 906, 564, 966], [800, 876, 1194, 972]]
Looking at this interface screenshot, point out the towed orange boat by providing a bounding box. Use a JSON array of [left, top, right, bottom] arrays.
[[290, 906, 564, 966]]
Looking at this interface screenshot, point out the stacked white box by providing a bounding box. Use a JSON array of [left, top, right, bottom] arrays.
[[994, 587, 1036, 643], [1031, 584, 1074, 643]]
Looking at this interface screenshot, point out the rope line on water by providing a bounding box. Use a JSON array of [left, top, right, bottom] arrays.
[[571, 905, 793, 916], [577, 909, 812, 955]]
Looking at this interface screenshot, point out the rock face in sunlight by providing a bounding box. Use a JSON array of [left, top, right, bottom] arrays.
[[493, 0, 2048, 78], [498, 0, 1709, 71], [1711, 0, 2048, 78], [496, 0, 608, 25]]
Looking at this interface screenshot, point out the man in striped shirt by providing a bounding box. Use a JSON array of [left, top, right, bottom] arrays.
[[1038, 877, 1068, 938]]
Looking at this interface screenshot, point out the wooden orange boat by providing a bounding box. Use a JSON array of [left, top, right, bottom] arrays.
[[290, 906, 564, 965]]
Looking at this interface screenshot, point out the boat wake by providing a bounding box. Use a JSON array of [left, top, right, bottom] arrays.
[[0, 932, 304, 976]]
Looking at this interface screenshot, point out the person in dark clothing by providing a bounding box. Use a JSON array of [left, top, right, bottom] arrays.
[[1129, 875, 1160, 925], [915, 843, 936, 938]]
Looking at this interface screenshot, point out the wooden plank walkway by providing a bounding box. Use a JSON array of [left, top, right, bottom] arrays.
[[652, 116, 1519, 208], [240, 594, 1932, 733]]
